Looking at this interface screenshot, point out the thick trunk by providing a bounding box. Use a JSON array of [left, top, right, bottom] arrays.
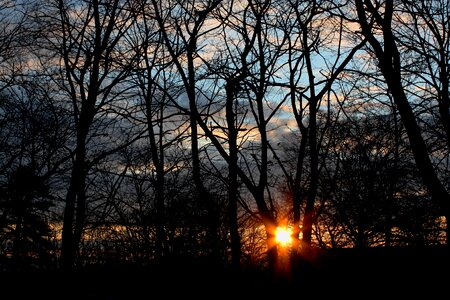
[[62, 125, 89, 270], [226, 80, 241, 271], [154, 166, 165, 262], [73, 169, 86, 261], [146, 92, 165, 263], [62, 108, 91, 271], [188, 56, 221, 265], [356, 0, 450, 244], [61, 154, 82, 271], [228, 164, 240, 271], [302, 29, 318, 248], [301, 125, 318, 248], [292, 126, 308, 250]]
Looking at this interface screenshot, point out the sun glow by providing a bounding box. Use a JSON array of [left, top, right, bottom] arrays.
[[275, 227, 293, 246]]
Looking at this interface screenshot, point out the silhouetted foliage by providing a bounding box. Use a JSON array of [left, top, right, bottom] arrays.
[[0, 165, 55, 270]]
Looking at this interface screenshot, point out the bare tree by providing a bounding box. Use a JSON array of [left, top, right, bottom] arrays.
[[128, 1, 195, 262], [0, 1, 69, 270], [354, 0, 450, 241], [0, 80, 68, 270], [397, 0, 450, 152], [267, 1, 367, 261], [37, 0, 143, 270], [150, 0, 225, 265], [0, 0, 33, 91], [192, 0, 294, 272]]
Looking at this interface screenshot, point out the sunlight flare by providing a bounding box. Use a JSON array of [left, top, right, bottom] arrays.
[[275, 226, 293, 246]]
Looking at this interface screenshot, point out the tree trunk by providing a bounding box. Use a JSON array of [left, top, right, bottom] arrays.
[[226, 79, 241, 271], [145, 87, 166, 263], [355, 0, 450, 243], [301, 19, 319, 249], [61, 151, 83, 271], [187, 48, 221, 265]]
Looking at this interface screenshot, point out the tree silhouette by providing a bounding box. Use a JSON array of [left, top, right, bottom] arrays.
[[354, 0, 450, 242], [0, 165, 54, 270]]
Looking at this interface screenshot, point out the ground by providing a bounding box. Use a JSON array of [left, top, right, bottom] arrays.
[[1, 247, 448, 299]]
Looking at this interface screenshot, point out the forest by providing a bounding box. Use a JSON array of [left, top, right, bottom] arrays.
[[0, 0, 449, 297]]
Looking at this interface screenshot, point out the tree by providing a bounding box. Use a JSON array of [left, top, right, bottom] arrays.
[[268, 0, 367, 260], [325, 114, 405, 248], [0, 165, 54, 270], [130, 1, 181, 264], [198, 0, 288, 272], [38, 0, 142, 270], [0, 0, 34, 91], [0, 77, 68, 270], [0, 72, 71, 270], [151, 0, 225, 265], [397, 0, 450, 153], [354, 0, 450, 241]]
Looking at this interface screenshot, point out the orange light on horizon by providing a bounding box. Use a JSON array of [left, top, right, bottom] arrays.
[[275, 226, 293, 246]]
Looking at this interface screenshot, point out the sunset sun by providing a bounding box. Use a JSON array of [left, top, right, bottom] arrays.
[[275, 227, 293, 246]]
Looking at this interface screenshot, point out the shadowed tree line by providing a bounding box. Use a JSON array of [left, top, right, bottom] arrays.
[[0, 0, 449, 287]]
